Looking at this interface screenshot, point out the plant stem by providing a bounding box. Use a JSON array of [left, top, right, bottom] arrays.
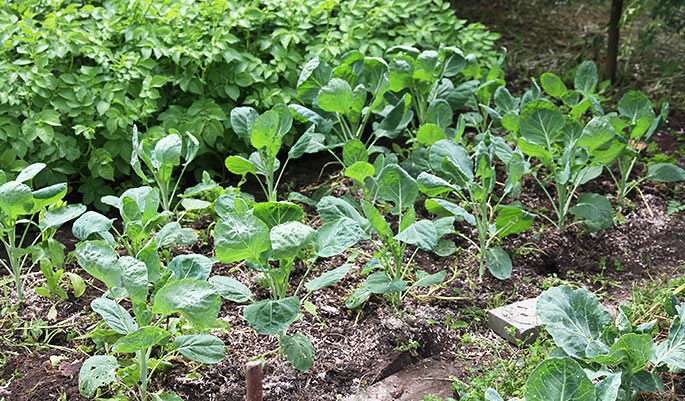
[[137, 348, 149, 401]]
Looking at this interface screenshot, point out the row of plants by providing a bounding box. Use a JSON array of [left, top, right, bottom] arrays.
[[2, 44, 684, 400], [0, 0, 499, 207]]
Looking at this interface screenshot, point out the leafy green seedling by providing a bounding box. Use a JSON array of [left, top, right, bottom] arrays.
[[386, 45, 468, 127], [213, 200, 363, 370], [418, 133, 534, 281], [131, 126, 199, 212], [75, 241, 225, 401], [291, 52, 413, 153], [72, 186, 196, 257], [605, 92, 684, 205], [338, 160, 451, 306], [0, 163, 85, 300], [227, 104, 322, 201], [505, 96, 623, 230]]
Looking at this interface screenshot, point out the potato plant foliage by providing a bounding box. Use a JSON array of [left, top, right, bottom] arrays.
[[0, 0, 497, 206]]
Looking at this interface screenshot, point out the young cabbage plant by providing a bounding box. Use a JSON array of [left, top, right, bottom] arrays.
[[0, 163, 85, 300], [75, 243, 225, 401], [131, 125, 199, 212], [606, 92, 684, 205], [487, 285, 685, 401], [212, 200, 364, 370], [290, 52, 413, 153], [72, 186, 196, 257], [227, 104, 322, 202], [506, 99, 624, 231], [417, 134, 534, 281], [385, 45, 468, 128], [337, 160, 453, 306]]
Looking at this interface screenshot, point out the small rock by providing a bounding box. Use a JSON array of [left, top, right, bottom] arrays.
[[487, 298, 541, 345]]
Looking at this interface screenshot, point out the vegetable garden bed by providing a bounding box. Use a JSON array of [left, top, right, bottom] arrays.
[[1, 1, 685, 401]]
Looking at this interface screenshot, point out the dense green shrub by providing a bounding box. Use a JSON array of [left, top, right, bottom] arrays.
[[0, 0, 498, 206]]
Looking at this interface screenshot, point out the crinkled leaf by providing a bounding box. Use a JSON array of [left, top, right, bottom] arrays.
[[395, 220, 437, 251], [114, 326, 171, 353], [243, 296, 300, 335], [313, 217, 364, 257], [305, 264, 352, 292], [282, 333, 314, 371], [91, 297, 137, 335], [524, 358, 595, 401], [270, 221, 315, 260], [174, 334, 225, 364], [209, 276, 253, 303], [486, 247, 512, 280], [252, 201, 303, 229], [152, 279, 221, 328], [537, 286, 612, 358], [366, 271, 406, 294], [215, 214, 271, 263], [79, 355, 118, 397], [168, 254, 212, 281]]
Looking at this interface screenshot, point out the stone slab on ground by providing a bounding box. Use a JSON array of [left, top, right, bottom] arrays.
[[343, 357, 458, 401], [487, 297, 541, 345]]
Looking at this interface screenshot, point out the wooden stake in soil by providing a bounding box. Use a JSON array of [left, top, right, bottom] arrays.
[[246, 361, 263, 401]]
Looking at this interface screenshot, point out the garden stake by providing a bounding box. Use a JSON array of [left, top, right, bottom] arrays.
[[246, 361, 263, 401]]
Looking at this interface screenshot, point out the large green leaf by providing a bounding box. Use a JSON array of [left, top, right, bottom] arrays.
[[0, 181, 33, 220], [652, 306, 685, 369], [519, 100, 565, 147], [230, 107, 259, 139], [75, 241, 122, 289], [168, 254, 212, 281], [317, 78, 354, 115], [113, 326, 171, 353], [429, 140, 473, 186], [537, 286, 612, 358], [174, 334, 225, 364], [225, 155, 257, 176], [16, 163, 46, 183], [209, 276, 253, 303], [152, 279, 221, 328], [119, 256, 148, 303], [243, 296, 300, 335], [154, 134, 182, 167], [417, 124, 447, 146], [215, 214, 270, 263], [416, 172, 456, 197], [72, 211, 113, 240], [395, 220, 437, 251], [39, 204, 86, 231], [377, 164, 418, 214], [486, 247, 512, 280], [297, 58, 332, 103], [313, 217, 364, 257], [361, 200, 393, 238], [79, 355, 118, 397], [570, 193, 612, 232], [305, 264, 352, 292], [426, 100, 452, 131], [316, 196, 368, 230], [366, 271, 406, 294], [282, 333, 314, 371], [342, 140, 368, 165], [31, 183, 67, 212], [618, 91, 654, 125], [577, 117, 615, 152], [91, 297, 137, 335], [424, 198, 476, 225], [270, 221, 315, 260], [645, 163, 685, 182], [574, 60, 598, 95], [252, 201, 303, 229], [594, 373, 621, 401], [540, 72, 567, 98], [495, 204, 534, 237], [524, 358, 595, 401], [588, 333, 653, 372], [251, 109, 286, 156]]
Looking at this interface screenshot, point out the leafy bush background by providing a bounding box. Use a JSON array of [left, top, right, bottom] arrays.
[[0, 0, 498, 205]]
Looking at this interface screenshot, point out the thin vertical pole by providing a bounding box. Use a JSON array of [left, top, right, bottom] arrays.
[[246, 361, 263, 401]]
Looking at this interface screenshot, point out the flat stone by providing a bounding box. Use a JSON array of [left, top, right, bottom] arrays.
[[343, 357, 458, 401], [487, 298, 541, 345]]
